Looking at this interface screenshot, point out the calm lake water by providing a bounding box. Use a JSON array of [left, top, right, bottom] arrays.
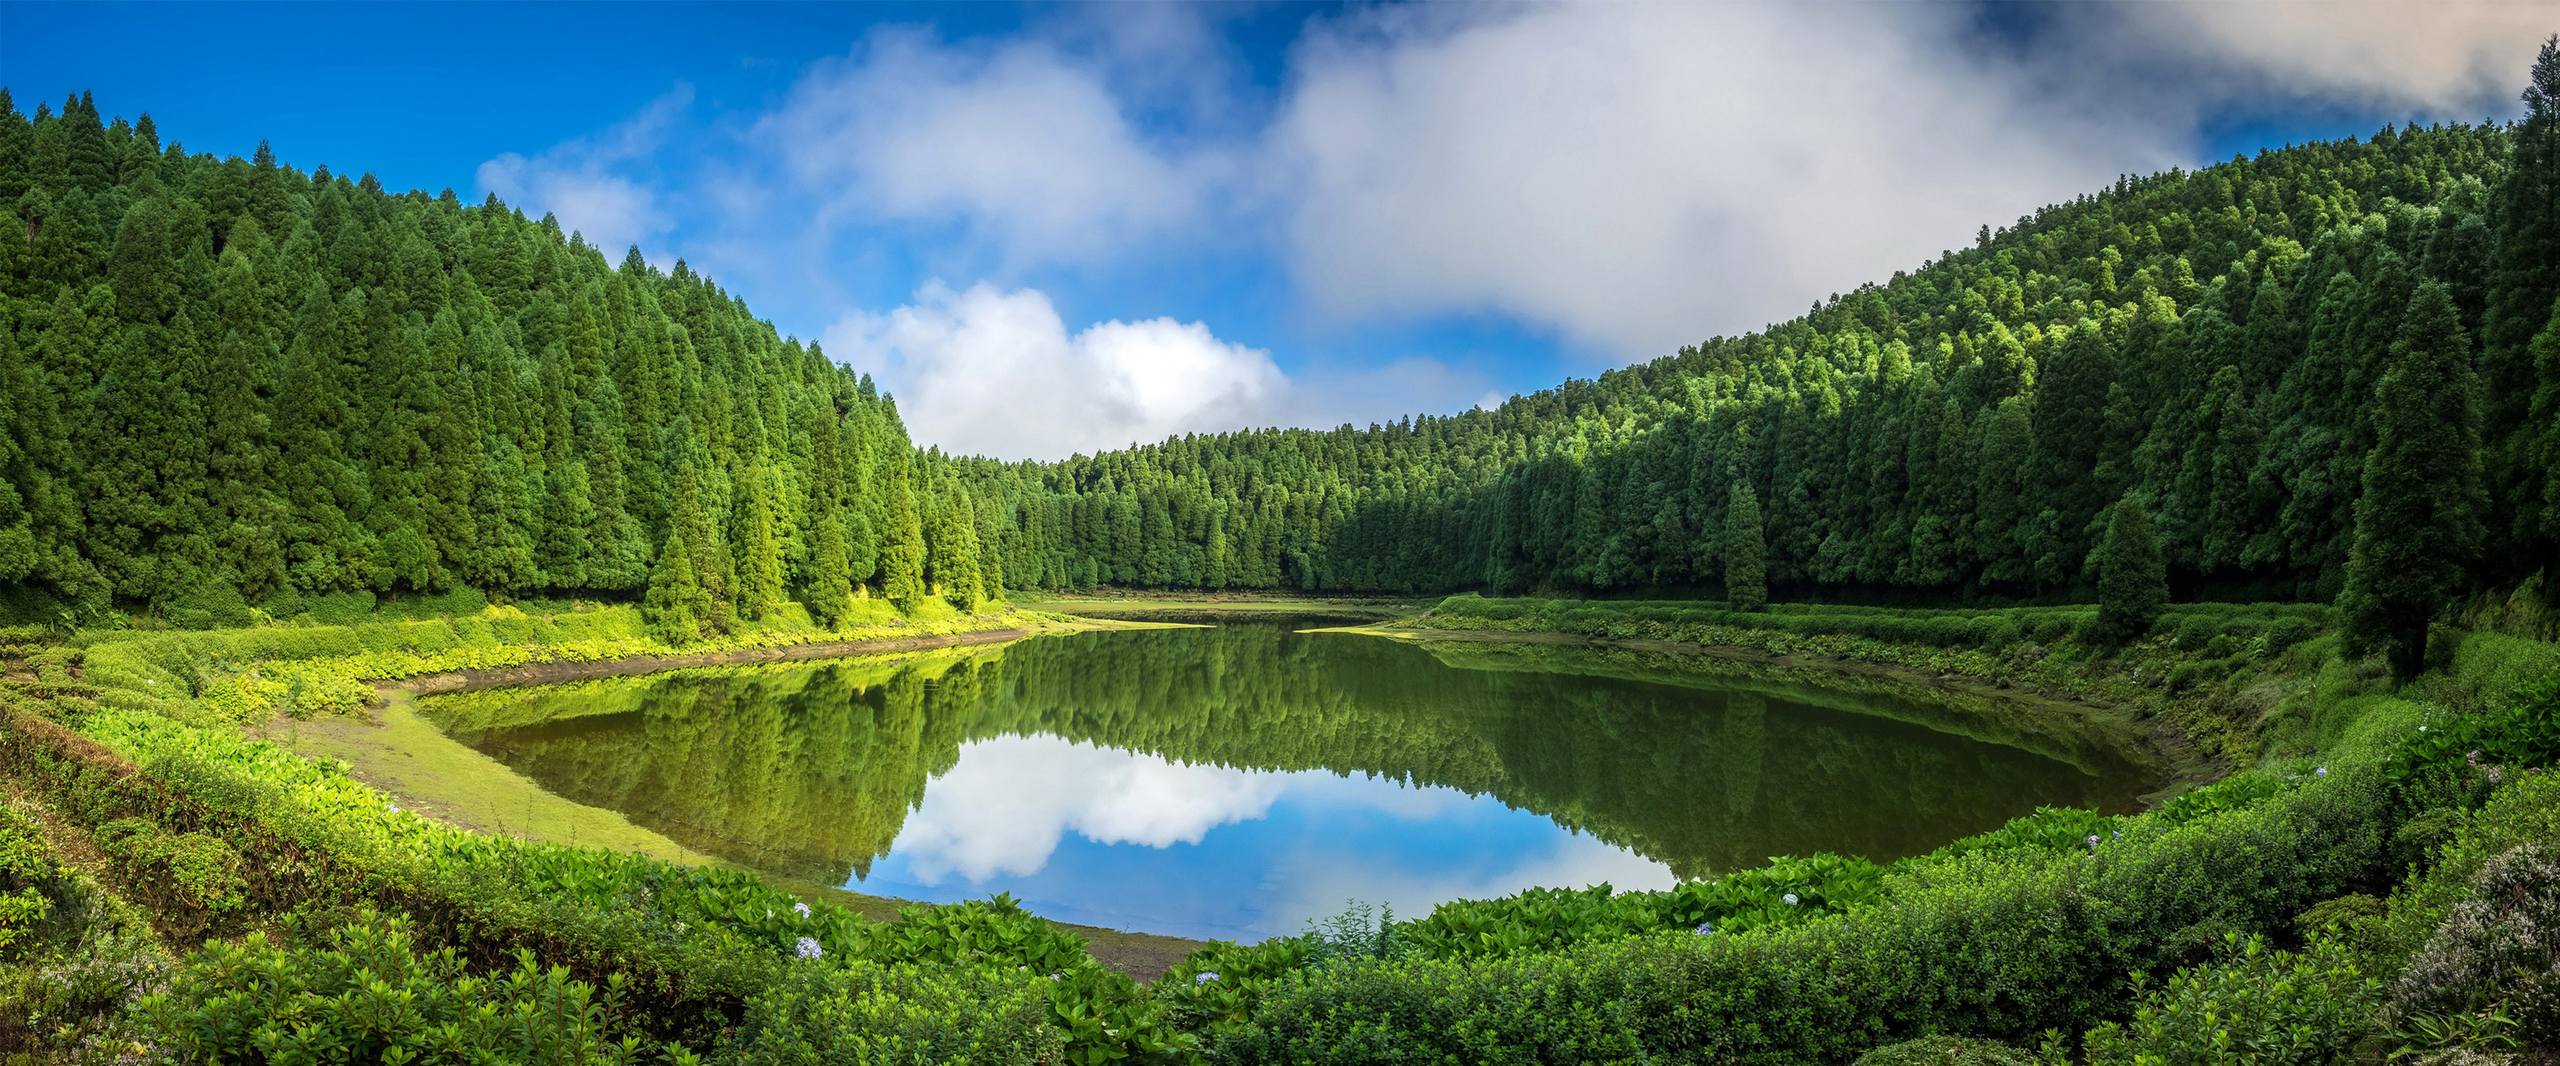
[[428, 622, 2147, 941]]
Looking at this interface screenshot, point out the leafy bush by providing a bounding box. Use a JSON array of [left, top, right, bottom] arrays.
[[0, 803, 165, 1064], [0, 811, 51, 953], [1397, 852, 1883, 961], [129, 909, 682, 1065], [2075, 934, 2379, 1065], [717, 959, 1063, 1065], [2388, 844, 2560, 1059], [1853, 1034, 2040, 1066], [91, 816, 248, 934], [1220, 761, 2390, 1063]]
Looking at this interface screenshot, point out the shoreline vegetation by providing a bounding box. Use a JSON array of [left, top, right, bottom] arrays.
[[4, 590, 2558, 1061]]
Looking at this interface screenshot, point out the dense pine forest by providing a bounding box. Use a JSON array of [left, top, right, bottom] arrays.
[[0, 90, 1004, 642], [7, 60, 2559, 668]]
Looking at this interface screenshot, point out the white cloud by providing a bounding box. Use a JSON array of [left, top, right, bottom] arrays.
[[885, 735, 1286, 883], [476, 86, 692, 257], [823, 281, 1491, 459], [1268, 3, 2188, 359], [484, 5, 2548, 428], [1277, 830, 1674, 928], [2123, 2, 2553, 113], [753, 28, 1229, 267]]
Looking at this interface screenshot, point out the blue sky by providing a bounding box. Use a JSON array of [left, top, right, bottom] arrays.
[[3, 1, 2543, 459]]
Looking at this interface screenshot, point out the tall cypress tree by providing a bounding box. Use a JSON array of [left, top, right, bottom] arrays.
[[1722, 480, 1767, 612], [2342, 282, 2485, 682], [2093, 496, 2166, 645], [805, 512, 854, 628], [881, 471, 926, 610], [735, 466, 785, 621], [643, 522, 709, 644], [2483, 36, 2560, 574]]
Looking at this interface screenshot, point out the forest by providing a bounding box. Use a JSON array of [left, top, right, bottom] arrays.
[[6, 55, 2560, 683], [0, 89, 1003, 642]]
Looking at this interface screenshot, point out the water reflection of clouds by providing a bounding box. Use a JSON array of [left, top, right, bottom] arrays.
[[880, 734, 1676, 940], [888, 735, 1285, 882], [1278, 832, 1674, 929]]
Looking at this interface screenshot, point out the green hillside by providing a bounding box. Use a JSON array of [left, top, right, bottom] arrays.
[[963, 118, 2557, 618], [0, 89, 1000, 641]]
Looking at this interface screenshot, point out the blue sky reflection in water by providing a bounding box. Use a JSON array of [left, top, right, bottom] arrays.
[[858, 734, 1672, 941], [433, 623, 2147, 942]]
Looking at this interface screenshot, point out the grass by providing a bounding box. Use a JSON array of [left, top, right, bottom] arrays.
[[265, 691, 716, 869]]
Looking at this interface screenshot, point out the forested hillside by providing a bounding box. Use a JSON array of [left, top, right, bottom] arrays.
[[0, 90, 1003, 637], [6, 51, 2559, 649], [960, 73, 2560, 618]]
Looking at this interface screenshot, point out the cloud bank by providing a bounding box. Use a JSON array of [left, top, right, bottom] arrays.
[[481, 3, 2548, 459], [824, 283, 1492, 459]]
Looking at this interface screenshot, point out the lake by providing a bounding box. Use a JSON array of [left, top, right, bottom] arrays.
[[425, 621, 2149, 942]]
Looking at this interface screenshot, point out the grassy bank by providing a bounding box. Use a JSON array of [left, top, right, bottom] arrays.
[[3, 593, 2555, 1063]]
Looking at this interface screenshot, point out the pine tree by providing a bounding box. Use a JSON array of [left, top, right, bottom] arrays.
[[666, 471, 735, 636], [736, 466, 786, 621], [2342, 282, 2485, 683], [805, 511, 854, 628], [2484, 36, 2560, 573], [881, 471, 926, 610], [2093, 496, 2166, 644], [643, 524, 710, 644], [1722, 480, 1766, 612]]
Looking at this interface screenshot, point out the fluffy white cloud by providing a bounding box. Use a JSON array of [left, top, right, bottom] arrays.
[[2124, 2, 2553, 113], [1268, 3, 2189, 358], [885, 735, 1286, 883], [487, 4, 2547, 443], [1277, 830, 1674, 928], [823, 282, 1283, 459], [476, 86, 691, 257], [754, 28, 1230, 266], [823, 282, 1490, 459]]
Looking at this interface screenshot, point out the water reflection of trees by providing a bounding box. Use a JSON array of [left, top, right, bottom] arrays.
[[437, 626, 2140, 883]]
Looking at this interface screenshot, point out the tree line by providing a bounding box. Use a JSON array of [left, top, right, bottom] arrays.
[[0, 90, 1002, 640], [953, 40, 2560, 679]]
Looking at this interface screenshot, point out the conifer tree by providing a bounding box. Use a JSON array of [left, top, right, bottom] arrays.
[[666, 471, 735, 636], [2484, 36, 2560, 570], [805, 512, 854, 628], [2342, 282, 2485, 682], [643, 524, 709, 644], [1722, 481, 1766, 612], [2093, 496, 2166, 644], [881, 471, 926, 610], [736, 466, 786, 621]]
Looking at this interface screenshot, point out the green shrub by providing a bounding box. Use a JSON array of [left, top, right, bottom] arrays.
[[2388, 844, 2560, 1058], [2076, 934, 2379, 1066], [0, 804, 165, 1063], [1853, 1034, 2040, 1066], [1222, 762, 2391, 1063], [0, 812, 50, 953], [717, 959, 1063, 1065], [91, 816, 249, 930], [130, 909, 681, 1065]]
